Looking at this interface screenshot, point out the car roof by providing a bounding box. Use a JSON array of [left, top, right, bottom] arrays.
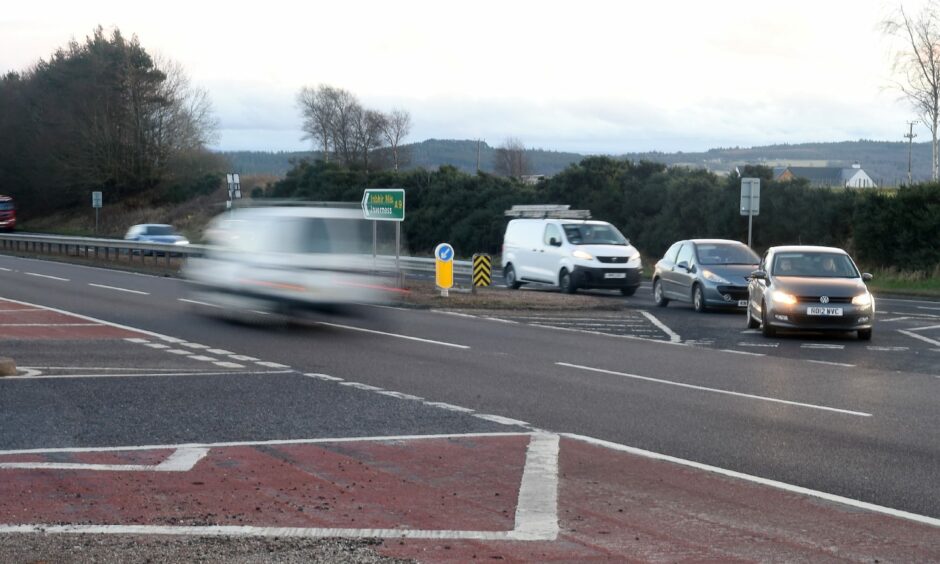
[[132, 223, 173, 228], [769, 245, 849, 254], [510, 219, 611, 226], [687, 239, 747, 246]]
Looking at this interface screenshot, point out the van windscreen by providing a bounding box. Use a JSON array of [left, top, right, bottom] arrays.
[[562, 224, 627, 245]]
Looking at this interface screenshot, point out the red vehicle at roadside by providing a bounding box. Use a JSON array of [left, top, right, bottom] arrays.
[[0, 195, 15, 231]]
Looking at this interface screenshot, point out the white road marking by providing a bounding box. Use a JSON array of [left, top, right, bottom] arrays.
[[640, 311, 681, 342], [181, 342, 210, 349], [474, 414, 531, 427], [319, 322, 471, 349], [908, 324, 940, 332], [166, 349, 194, 355], [87, 283, 149, 295], [17, 367, 205, 372], [178, 298, 223, 308], [2, 370, 293, 380], [0, 308, 44, 312], [898, 329, 940, 348], [424, 401, 475, 413], [188, 355, 218, 362], [229, 355, 259, 361], [340, 382, 384, 391], [563, 433, 940, 530], [801, 344, 845, 350], [158, 336, 186, 344], [806, 360, 856, 368], [206, 348, 234, 355], [882, 317, 913, 322], [512, 433, 560, 540], [0, 323, 101, 327], [24, 272, 69, 281], [867, 346, 909, 352], [377, 391, 423, 401], [0, 447, 208, 472], [917, 305, 940, 311], [719, 349, 765, 357], [738, 342, 779, 348], [0, 267, 11, 272], [485, 317, 520, 324], [212, 362, 245, 369], [144, 343, 170, 349], [557, 362, 871, 417], [124, 338, 150, 344], [304, 373, 344, 382], [255, 361, 289, 368]]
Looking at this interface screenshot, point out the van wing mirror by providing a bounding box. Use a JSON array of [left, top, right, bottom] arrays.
[[548, 237, 561, 247]]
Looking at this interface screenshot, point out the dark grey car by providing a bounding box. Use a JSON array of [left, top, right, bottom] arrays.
[[652, 239, 759, 312], [746, 245, 875, 340]]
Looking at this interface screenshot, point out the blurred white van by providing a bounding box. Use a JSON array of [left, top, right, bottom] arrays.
[[184, 206, 398, 317], [501, 217, 642, 295]]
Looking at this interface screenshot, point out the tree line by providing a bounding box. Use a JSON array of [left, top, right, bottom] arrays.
[[266, 157, 940, 272], [0, 27, 223, 215]]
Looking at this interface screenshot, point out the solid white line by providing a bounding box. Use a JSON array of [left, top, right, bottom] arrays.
[[255, 361, 289, 368], [2, 370, 293, 381], [474, 414, 531, 427], [909, 323, 940, 332], [212, 362, 245, 369], [562, 433, 940, 530], [512, 433, 560, 540], [640, 311, 681, 342], [88, 283, 149, 295], [424, 401, 475, 413], [24, 272, 69, 281], [898, 329, 940, 347], [340, 382, 384, 391], [304, 373, 344, 382], [806, 360, 856, 368], [17, 367, 205, 372], [737, 342, 779, 348], [0, 323, 101, 327], [229, 355, 259, 362], [0, 447, 208, 472], [0, 432, 531, 456], [0, 308, 45, 312], [188, 355, 218, 362], [377, 391, 423, 401], [178, 298, 223, 309], [556, 362, 871, 417], [719, 349, 765, 357], [917, 305, 940, 311], [319, 321, 471, 349]]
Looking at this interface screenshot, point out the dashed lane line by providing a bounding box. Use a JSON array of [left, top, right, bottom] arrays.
[[87, 283, 149, 295], [802, 344, 845, 350], [24, 272, 69, 282], [3, 370, 293, 380], [719, 349, 765, 357], [806, 360, 856, 368], [557, 362, 871, 417], [318, 321, 471, 349]]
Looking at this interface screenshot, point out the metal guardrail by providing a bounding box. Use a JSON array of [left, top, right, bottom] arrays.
[[0, 233, 476, 275]]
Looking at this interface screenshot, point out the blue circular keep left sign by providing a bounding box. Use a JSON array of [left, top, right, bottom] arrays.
[[435, 243, 454, 262]]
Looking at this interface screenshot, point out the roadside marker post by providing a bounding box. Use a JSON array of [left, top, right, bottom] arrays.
[[472, 254, 492, 294], [435, 243, 455, 297], [91, 191, 102, 234], [740, 177, 760, 248]]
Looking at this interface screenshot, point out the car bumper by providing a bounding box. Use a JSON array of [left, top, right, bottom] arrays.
[[765, 303, 874, 331], [572, 266, 642, 290], [704, 284, 749, 308]]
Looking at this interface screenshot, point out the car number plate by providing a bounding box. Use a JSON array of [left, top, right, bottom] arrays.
[[604, 272, 626, 279], [807, 306, 843, 316], [737, 300, 748, 307]]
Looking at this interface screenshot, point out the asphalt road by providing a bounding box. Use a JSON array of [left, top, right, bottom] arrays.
[[1, 254, 939, 521]]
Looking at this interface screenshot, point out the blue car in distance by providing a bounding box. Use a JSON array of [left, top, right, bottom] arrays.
[[124, 224, 189, 246], [652, 239, 759, 312]]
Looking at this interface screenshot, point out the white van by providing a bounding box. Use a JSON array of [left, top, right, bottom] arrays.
[[501, 218, 642, 295]]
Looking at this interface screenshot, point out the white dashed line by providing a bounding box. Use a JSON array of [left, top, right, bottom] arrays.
[[188, 355, 219, 362], [424, 402, 475, 413], [474, 414, 531, 427], [181, 342, 210, 349], [212, 361, 246, 369], [178, 298, 223, 308], [640, 311, 681, 343], [318, 322, 471, 349], [255, 361, 290, 368], [304, 373, 344, 382], [340, 382, 384, 391], [867, 346, 909, 352], [908, 324, 940, 332], [720, 349, 765, 357], [229, 355, 259, 361], [88, 283, 149, 295], [166, 349, 194, 355], [144, 343, 171, 349], [124, 338, 151, 344], [806, 360, 856, 368], [738, 342, 779, 348], [24, 272, 69, 281], [377, 391, 423, 401], [802, 344, 845, 350], [206, 348, 234, 355]]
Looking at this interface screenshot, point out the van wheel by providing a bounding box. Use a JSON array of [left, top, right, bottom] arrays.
[[559, 269, 577, 294], [504, 264, 522, 289], [761, 301, 776, 337], [692, 284, 708, 312], [653, 279, 669, 307]]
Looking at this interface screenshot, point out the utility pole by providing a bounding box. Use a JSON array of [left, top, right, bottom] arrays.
[[905, 121, 918, 185], [476, 139, 482, 173]]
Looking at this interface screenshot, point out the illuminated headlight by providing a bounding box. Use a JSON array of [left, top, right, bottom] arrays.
[[771, 290, 798, 305], [852, 292, 872, 306], [702, 269, 730, 284], [572, 250, 594, 260]]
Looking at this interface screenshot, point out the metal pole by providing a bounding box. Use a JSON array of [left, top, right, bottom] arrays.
[[95, 208, 99, 235], [372, 221, 377, 272], [395, 222, 401, 287], [748, 211, 753, 249]]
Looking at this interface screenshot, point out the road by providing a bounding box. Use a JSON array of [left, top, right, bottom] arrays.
[[1, 254, 939, 559]]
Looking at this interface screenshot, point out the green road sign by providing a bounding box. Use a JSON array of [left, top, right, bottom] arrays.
[[361, 189, 405, 221]]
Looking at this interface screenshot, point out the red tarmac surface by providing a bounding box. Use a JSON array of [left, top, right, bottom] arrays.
[[0, 299, 143, 340]]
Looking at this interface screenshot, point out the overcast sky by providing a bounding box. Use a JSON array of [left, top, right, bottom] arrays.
[[0, 0, 924, 154]]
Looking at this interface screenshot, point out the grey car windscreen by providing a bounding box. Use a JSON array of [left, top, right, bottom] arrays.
[[772, 252, 859, 278], [562, 224, 627, 245], [696, 243, 759, 265]]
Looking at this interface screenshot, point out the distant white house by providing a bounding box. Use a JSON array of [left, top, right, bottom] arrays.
[[773, 162, 877, 188]]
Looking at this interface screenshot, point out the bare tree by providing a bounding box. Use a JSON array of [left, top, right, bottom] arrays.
[[352, 108, 387, 171], [884, 3, 940, 180], [380, 108, 412, 171], [297, 85, 340, 161], [493, 137, 530, 177]]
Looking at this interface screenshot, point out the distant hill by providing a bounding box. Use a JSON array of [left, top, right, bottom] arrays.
[[220, 139, 934, 186]]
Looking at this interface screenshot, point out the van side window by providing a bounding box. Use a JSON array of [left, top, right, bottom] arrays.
[[544, 224, 562, 246]]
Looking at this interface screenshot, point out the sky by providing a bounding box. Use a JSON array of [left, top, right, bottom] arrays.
[[0, 0, 925, 154]]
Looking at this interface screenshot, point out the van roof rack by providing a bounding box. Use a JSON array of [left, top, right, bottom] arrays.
[[504, 205, 592, 219]]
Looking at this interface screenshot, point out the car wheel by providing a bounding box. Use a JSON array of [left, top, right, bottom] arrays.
[[692, 284, 708, 313], [858, 328, 872, 341], [559, 269, 577, 294], [760, 301, 776, 337], [620, 287, 636, 297], [746, 301, 760, 329], [504, 264, 522, 290], [653, 279, 669, 307]]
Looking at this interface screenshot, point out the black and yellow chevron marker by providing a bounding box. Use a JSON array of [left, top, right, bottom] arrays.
[[472, 254, 492, 287]]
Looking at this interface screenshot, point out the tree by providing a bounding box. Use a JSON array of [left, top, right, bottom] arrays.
[[493, 137, 530, 177], [380, 109, 412, 171], [884, 3, 940, 180], [297, 85, 339, 161]]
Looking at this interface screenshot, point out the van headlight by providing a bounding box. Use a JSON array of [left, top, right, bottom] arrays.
[[572, 250, 594, 260], [702, 270, 730, 284], [852, 292, 872, 306]]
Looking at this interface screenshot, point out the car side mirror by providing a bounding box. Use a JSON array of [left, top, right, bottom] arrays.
[[549, 237, 561, 247], [862, 272, 873, 281], [676, 261, 690, 271], [750, 270, 768, 280]]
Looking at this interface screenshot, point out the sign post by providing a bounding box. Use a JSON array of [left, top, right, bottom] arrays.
[[91, 191, 102, 234], [226, 173, 241, 216], [740, 178, 760, 248], [361, 189, 406, 285], [435, 243, 454, 297]]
